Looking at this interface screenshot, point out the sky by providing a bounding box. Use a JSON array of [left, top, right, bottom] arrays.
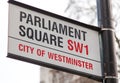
[[0, 0, 68, 83]]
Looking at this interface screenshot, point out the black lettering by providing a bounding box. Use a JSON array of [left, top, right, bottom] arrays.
[[19, 25, 26, 36], [20, 11, 26, 22], [81, 31, 87, 41], [58, 37, 63, 48], [75, 29, 81, 40], [50, 34, 57, 46], [34, 16, 41, 27], [26, 14, 33, 25], [35, 30, 42, 41], [69, 26, 74, 38], [42, 18, 48, 30], [48, 20, 51, 30], [27, 28, 34, 40], [42, 32, 49, 44], [59, 24, 67, 35], [52, 22, 58, 33]]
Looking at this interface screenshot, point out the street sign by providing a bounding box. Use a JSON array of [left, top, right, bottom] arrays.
[[8, 0, 102, 81]]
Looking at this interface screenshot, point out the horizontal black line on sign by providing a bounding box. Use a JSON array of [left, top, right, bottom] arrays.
[[9, 36, 101, 63]]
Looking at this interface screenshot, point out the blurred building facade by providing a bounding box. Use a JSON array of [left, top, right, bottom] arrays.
[[40, 67, 101, 83]]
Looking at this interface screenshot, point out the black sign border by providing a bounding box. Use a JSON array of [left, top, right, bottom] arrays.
[[8, 0, 103, 81]]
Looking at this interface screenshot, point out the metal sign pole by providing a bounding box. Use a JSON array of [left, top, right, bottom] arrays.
[[96, 0, 118, 83]]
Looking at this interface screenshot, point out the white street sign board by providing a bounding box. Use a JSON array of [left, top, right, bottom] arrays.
[[8, 0, 102, 81]]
